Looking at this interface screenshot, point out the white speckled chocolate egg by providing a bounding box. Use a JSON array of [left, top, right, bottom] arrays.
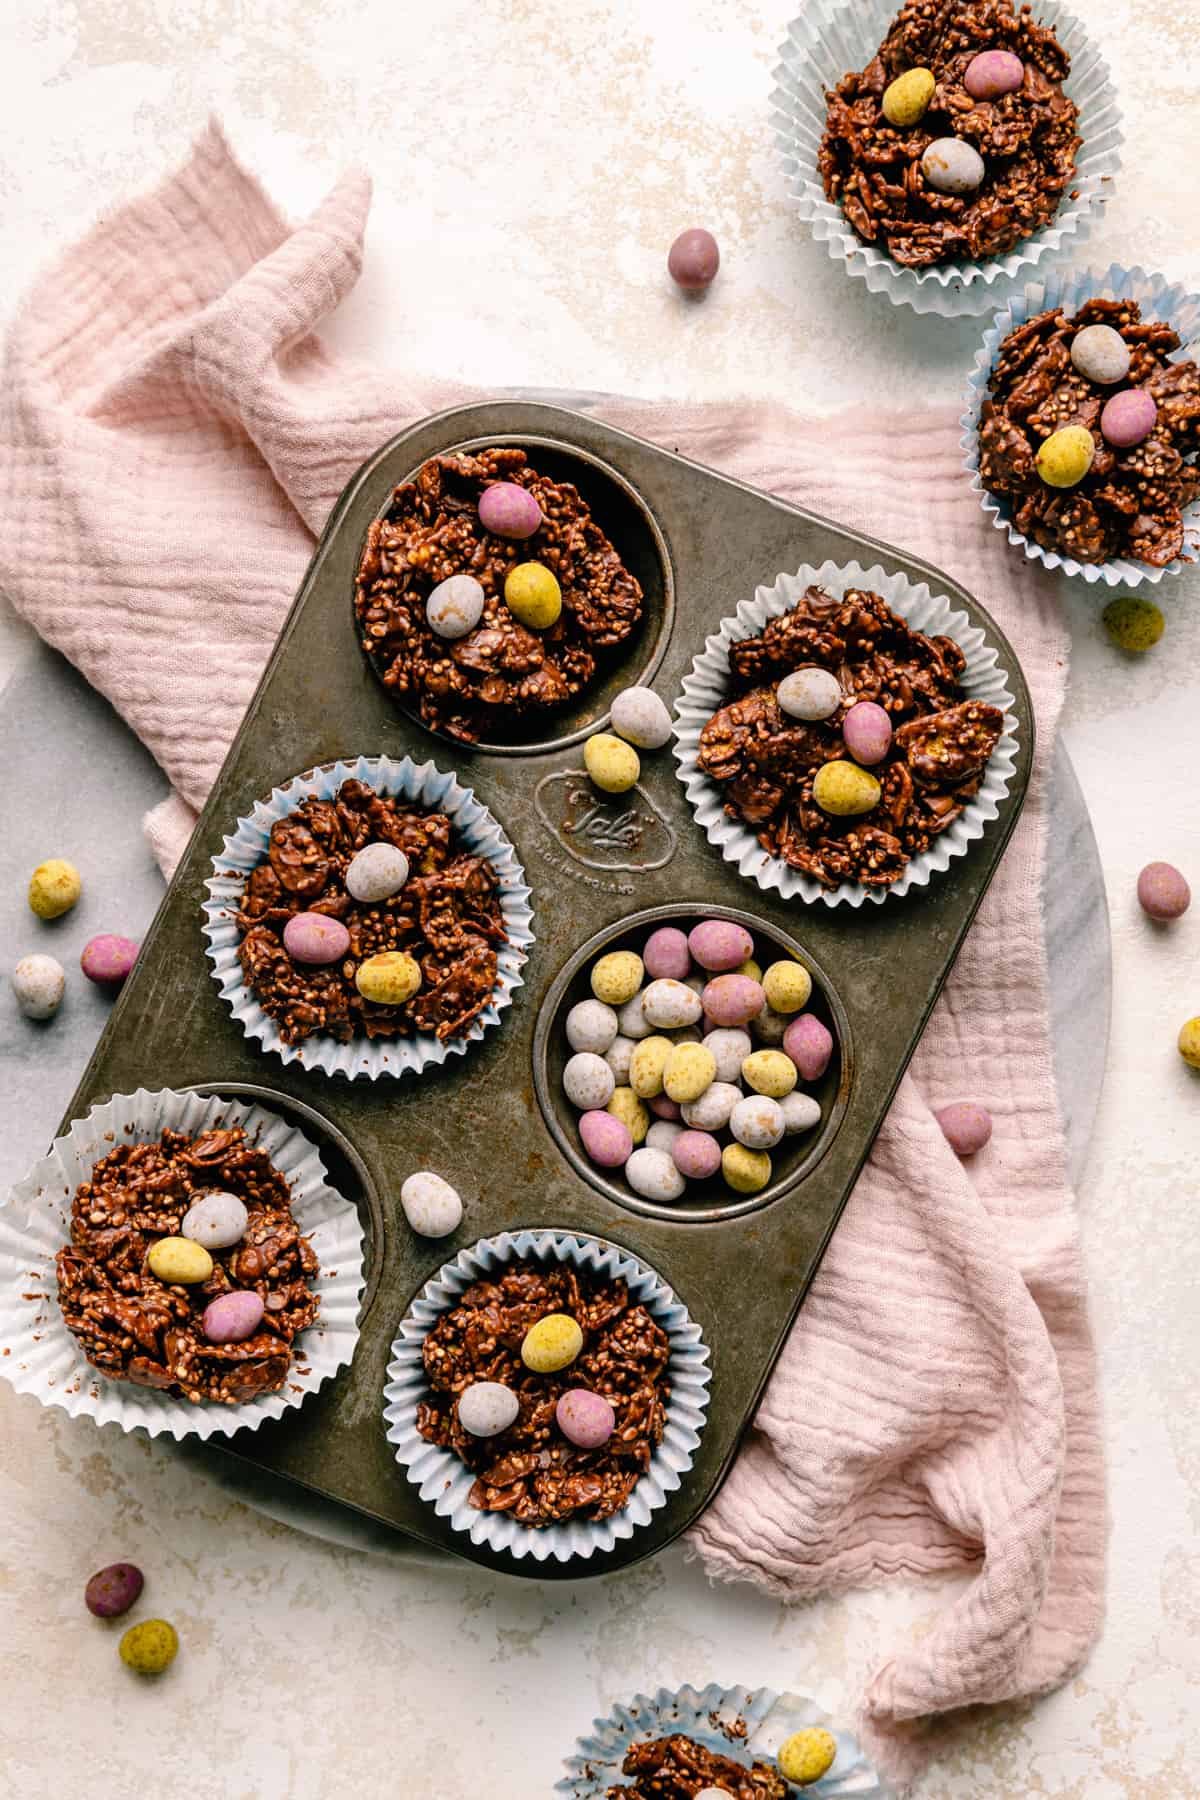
[[566, 998, 619, 1055], [646, 1119, 684, 1154], [181, 1190, 249, 1250], [625, 1146, 686, 1201], [458, 1380, 521, 1437], [780, 1091, 822, 1134], [426, 573, 485, 639], [616, 991, 654, 1040], [345, 841, 410, 903], [400, 1171, 463, 1237], [680, 1081, 742, 1131], [922, 136, 985, 194], [610, 685, 673, 749], [603, 1033, 636, 1082], [564, 1052, 616, 1111], [730, 1094, 785, 1150], [777, 667, 841, 721], [11, 953, 65, 1020], [1070, 323, 1131, 386], [642, 978, 704, 1030], [702, 1027, 753, 1082]]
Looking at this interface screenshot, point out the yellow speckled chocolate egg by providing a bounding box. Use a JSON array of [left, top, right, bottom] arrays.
[[355, 951, 422, 1005], [591, 950, 644, 1005], [813, 761, 881, 817], [663, 1042, 717, 1104], [882, 65, 934, 126], [147, 1236, 213, 1285], [1103, 596, 1164, 653], [521, 1311, 584, 1373], [736, 957, 762, 983], [504, 561, 562, 630], [1179, 1018, 1200, 1069], [742, 1049, 798, 1098], [1036, 425, 1095, 489], [761, 960, 812, 1014], [584, 733, 641, 794], [607, 1085, 650, 1144], [629, 1035, 672, 1099], [722, 1142, 772, 1193], [119, 1619, 179, 1675], [28, 858, 81, 920], [777, 1728, 837, 1785]]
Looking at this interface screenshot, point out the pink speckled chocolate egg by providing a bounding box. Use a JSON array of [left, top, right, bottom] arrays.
[[556, 1388, 616, 1449], [936, 1102, 993, 1157], [1100, 387, 1158, 449], [782, 1013, 834, 1082], [688, 919, 754, 972], [579, 1109, 633, 1168], [672, 1129, 722, 1180], [667, 228, 720, 293], [963, 49, 1024, 98], [841, 700, 893, 766], [701, 973, 765, 1027], [202, 1290, 265, 1344], [1137, 861, 1191, 921], [478, 481, 542, 540], [80, 934, 139, 988], [282, 912, 350, 966], [643, 926, 691, 981], [649, 1094, 682, 1120]]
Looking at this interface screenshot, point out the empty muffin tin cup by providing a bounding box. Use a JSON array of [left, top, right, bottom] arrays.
[[382, 1229, 711, 1566]]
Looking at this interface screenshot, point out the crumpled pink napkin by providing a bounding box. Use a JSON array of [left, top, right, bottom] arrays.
[[0, 120, 1105, 1785]]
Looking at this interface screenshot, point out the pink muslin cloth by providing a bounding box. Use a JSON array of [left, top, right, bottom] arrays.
[[0, 122, 1105, 1785]]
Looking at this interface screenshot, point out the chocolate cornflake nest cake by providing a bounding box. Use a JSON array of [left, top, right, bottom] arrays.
[[696, 586, 1004, 889], [234, 778, 506, 1047], [979, 297, 1200, 566], [608, 1735, 786, 1800], [415, 1260, 670, 1528], [818, 0, 1080, 268], [55, 1128, 318, 1405], [354, 447, 643, 741]]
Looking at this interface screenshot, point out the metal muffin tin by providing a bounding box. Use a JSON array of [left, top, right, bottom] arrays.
[[55, 400, 1033, 1580]]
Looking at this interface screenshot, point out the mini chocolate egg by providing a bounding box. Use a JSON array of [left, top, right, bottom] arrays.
[[478, 482, 542, 540], [702, 973, 766, 1028], [703, 1027, 753, 1083], [672, 1130, 722, 1181], [761, 960, 812, 1015], [355, 950, 421, 1004], [668, 227, 720, 292], [1036, 424, 1096, 489], [882, 65, 935, 126], [783, 1013, 834, 1081], [963, 48, 1024, 97], [607, 1086, 650, 1145], [1102, 595, 1164, 653], [85, 1562, 144, 1619], [11, 953, 65, 1020], [610, 685, 673, 749], [147, 1237, 213, 1285], [345, 842, 410, 903], [604, 1034, 636, 1082], [1137, 861, 1191, 921], [646, 1119, 684, 1154], [662, 1042, 716, 1105], [936, 1101, 993, 1156], [629, 1035, 673, 1098], [730, 1093, 785, 1149], [681, 1081, 742, 1131], [721, 1142, 772, 1194], [649, 1095, 682, 1120], [522, 1312, 584, 1373], [458, 1380, 521, 1437], [616, 989, 653, 1038], [813, 760, 881, 817], [688, 919, 754, 972], [1071, 323, 1131, 386], [284, 912, 351, 967], [584, 732, 640, 794], [504, 560, 562, 630], [625, 1145, 686, 1201], [557, 1388, 616, 1449], [180, 1190, 248, 1250], [780, 1091, 822, 1134], [737, 956, 763, 984], [742, 1049, 797, 1099], [592, 951, 644, 1006], [778, 1728, 837, 1785], [695, 1790, 736, 1800], [202, 1290, 265, 1344], [580, 1108, 633, 1168], [1100, 387, 1157, 448], [425, 573, 485, 639], [564, 1051, 616, 1110], [642, 978, 704, 1030], [400, 1171, 464, 1237], [921, 136, 985, 194], [1178, 1019, 1200, 1068], [119, 1619, 178, 1676], [777, 667, 841, 721], [841, 699, 892, 766], [28, 858, 81, 920], [643, 926, 692, 981], [80, 934, 139, 988], [566, 997, 620, 1054], [751, 1003, 789, 1046]]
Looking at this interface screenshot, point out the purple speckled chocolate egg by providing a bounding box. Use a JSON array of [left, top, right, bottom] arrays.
[[202, 1290, 266, 1344], [478, 482, 542, 540], [963, 49, 1024, 98], [672, 1129, 722, 1180], [667, 228, 720, 293], [85, 1561, 144, 1619], [1137, 861, 1191, 921], [80, 934, 139, 989], [1101, 388, 1158, 449], [643, 926, 692, 981], [556, 1387, 616, 1449], [935, 1102, 993, 1157], [282, 911, 350, 966], [841, 700, 893, 766], [579, 1109, 633, 1168], [688, 919, 754, 972], [782, 1013, 834, 1082]]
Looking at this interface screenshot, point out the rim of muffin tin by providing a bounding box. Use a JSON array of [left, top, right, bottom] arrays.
[[352, 433, 676, 756], [382, 1228, 712, 1565], [201, 753, 535, 1081], [533, 903, 853, 1224]]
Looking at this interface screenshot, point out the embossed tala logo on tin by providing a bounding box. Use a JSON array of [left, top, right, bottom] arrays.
[[535, 771, 676, 874]]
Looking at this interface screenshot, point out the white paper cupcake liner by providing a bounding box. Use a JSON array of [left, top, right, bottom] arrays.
[[673, 560, 1019, 909], [962, 260, 1200, 586], [772, 0, 1122, 317], [382, 1229, 711, 1565], [558, 1682, 892, 1797], [0, 1087, 365, 1441], [202, 753, 535, 1080]]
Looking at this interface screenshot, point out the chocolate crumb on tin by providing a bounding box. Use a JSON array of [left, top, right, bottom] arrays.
[[354, 447, 643, 742], [607, 1734, 787, 1799]]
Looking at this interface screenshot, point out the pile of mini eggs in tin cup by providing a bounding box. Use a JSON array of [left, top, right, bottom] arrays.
[[562, 917, 836, 1202]]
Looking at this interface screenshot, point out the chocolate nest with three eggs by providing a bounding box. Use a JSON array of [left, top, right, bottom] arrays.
[[696, 585, 1005, 890], [354, 447, 644, 742]]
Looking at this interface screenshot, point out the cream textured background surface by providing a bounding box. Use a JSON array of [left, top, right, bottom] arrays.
[[1, 2, 1198, 1795]]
